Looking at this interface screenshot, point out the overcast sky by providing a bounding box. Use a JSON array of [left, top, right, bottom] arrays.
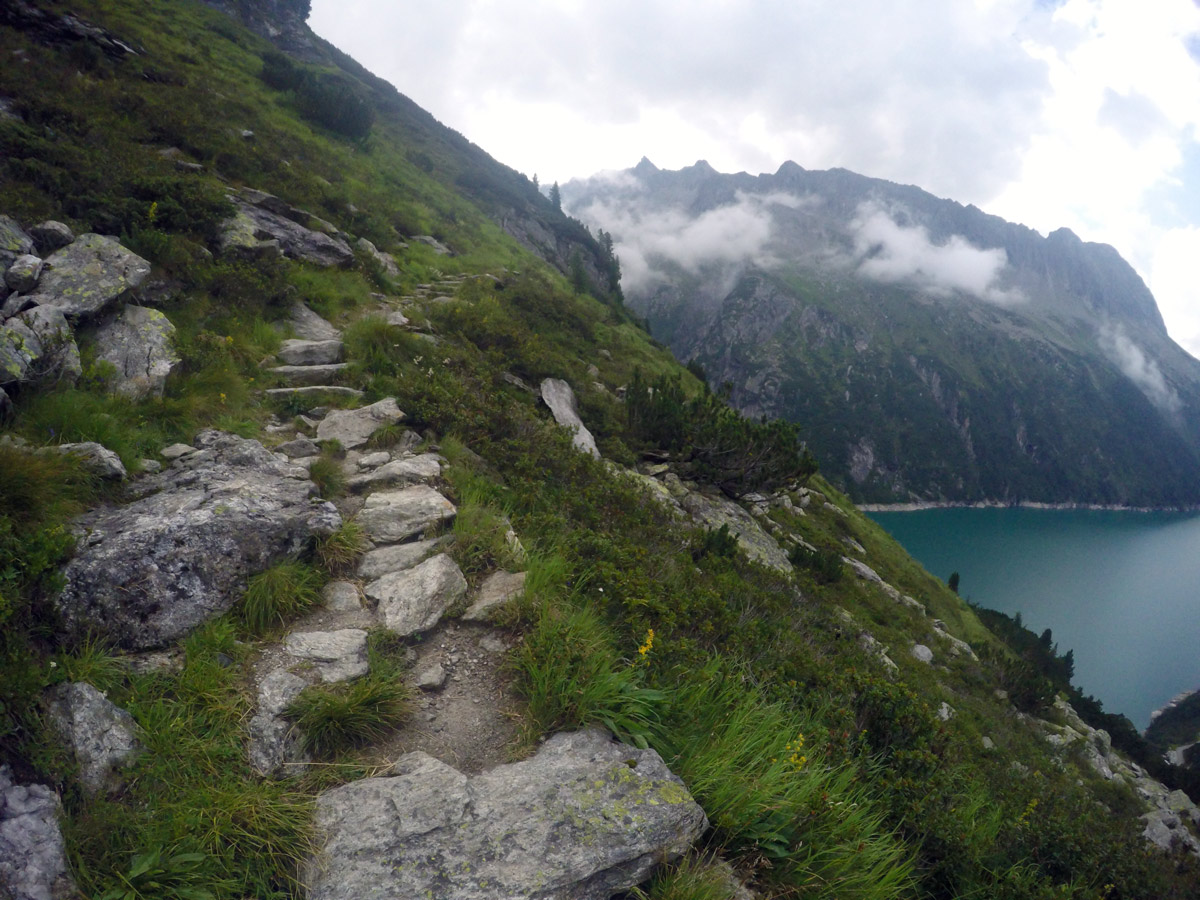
[[309, 0, 1200, 357]]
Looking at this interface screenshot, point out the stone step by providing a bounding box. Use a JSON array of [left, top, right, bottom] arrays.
[[264, 385, 364, 401], [268, 363, 350, 386], [277, 338, 344, 366]]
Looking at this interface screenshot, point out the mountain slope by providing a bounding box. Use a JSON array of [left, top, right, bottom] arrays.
[[565, 160, 1200, 506]]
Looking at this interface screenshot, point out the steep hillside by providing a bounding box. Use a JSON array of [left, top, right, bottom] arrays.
[[565, 160, 1200, 506], [1, 3, 1199, 900]]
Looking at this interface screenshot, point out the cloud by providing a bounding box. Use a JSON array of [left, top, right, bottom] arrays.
[[849, 203, 1022, 304], [1098, 323, 1183, 414], [572, 191, 808, 292]]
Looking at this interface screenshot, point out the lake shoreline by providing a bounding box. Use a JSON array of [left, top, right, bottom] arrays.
[[858, 500, 1200, 513]]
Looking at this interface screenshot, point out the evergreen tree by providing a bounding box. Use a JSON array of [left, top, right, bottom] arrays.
[[549, 181, 562, 211], [947, 571, 960, 594]]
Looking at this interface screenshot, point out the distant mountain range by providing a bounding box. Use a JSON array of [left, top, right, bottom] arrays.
[[565, 159, 1200, 506]]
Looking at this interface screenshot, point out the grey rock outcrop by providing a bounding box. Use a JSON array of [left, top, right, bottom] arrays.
[[357, 538, 443, 579], [365, 553, 467, 636], [25, 234, 151, 321], [4, 254, 42, 293], [540, 377, 600, 458], [55, 430, 341, 650], [462, 570, 526, 622], [45, 682, 141, 795], [357, 484, 456, 544], [220, 197, 353, 268], [51, 442, 126, 480], [28, 221, 73, 255], [92, 305, 180, 399], [678, 489, 791, 573], [284, 301, 340, 341], [0, 216, 34, 268], [345, 453, 441, 492], [282, 629, 370, 683], [277, 338, 343, 366], [357, 238, 400, 279], [0, 305, 80, 387], [247, 669, 309, 777], [305, 729, 707, 900], [0, 765, 77, 900], [315, 397, 405, 449]]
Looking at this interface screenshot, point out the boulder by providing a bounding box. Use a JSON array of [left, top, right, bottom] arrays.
[[0, 216, 34, 267], [55, 431, 341, 650], [247, 669, 309, 777], [0, 305, 80, 387], [277, 338, 343, 366], [346, 453, 441, 492], [92, 305, 180, 399], [315, 397, 405, 449], [51, 442, 126, 480], [357, 538, 443, 580], [365, 553, 467, 637], [284, 302, 340, 341], [411, 234, 451, 255], [357, 484, 456, 544], [277, 436, 320, 459], [540, 377, 600, 458], [25, 234, 151, 321], [220, 200, 353, 268], [4, 254, 42, 293], [678, 489, 792, 573], [45, 682, 141, 795], [282, 629, 370, 683], [356, 238, 400, 279], [0, 765, 77, 900], [462, 570, 526, 622], [305, 729, 707, 900], [910, 644, 934, 664], [28, 221, 74, 254]]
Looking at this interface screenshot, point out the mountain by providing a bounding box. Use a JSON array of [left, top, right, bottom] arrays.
[[565, 160, 1200, 506], [2, 3, 1200, 899]]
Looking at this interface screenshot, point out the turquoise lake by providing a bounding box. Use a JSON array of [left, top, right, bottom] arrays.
[[868, 507, 1200, 730]]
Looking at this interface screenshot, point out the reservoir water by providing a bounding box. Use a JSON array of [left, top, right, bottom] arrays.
[[868, 507, 1200, 730]]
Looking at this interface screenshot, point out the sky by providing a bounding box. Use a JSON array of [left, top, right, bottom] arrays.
[[308, 0, 1200, 357]]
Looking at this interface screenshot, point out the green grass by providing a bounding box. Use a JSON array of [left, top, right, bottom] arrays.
[[313, 520, 369, 575], [237, 562, 323, 635], [306, 454, 346, 500], [284, 676, 409, 758]]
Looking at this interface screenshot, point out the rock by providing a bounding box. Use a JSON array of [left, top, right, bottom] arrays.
[[357, 238, 401, 279], [55, 431, 341, 650], [306, 729, 706, 900], [315, 397, 405, 450], [938, 702, 955, 721], [0, 305, 80, 387], [366, 554, 467, 637], [911, 644, 934, 664], [678, 489, 792, 573], [4, 254, 42, 293], [411, 234, 451, 255], [479, 633, 508, 653], [247, 670, 309, 777], [357, 450, 391, 469], [265, 385, 364, 402], [540, 377, 600, 458], [0, 292, 33, 319], [220, 200, 354, 268], [283, 629, 369, 683], [0, 387, 10, 421], [462, 570, 526, 622], [25, 234, 151, 321], [357, 538, 443, 579], [277, 338, 343, 366], [385, 309, 409, 327], [51, 442, 126, 480], [357, 485, 457, 544], [414, 662, 447, 692], [284, 302, 340, 341], [981, 736, 996, 750], [160, 442, 196, 460], [346, 453, 441, 492], [0, 216, 34, 267], [277, 436, 319, 458], [322, 581, 360, 612], [268, 363, 349, 386], [45, 682, 141, 795], [28, 222, 74, 255], [0, 765, 77, 900], [92, 305, 180, 399]]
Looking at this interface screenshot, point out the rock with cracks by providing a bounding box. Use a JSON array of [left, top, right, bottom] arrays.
[[55, 431, 341, 650], [366, 553, 467, 637], [540, 377, 600, 458], [282, 629, 369, 683], [45, 682, 141, 796], [315, 397, 405, 449], [357, 484, 456, 544], [92, 305, 180, 399], [0, 765, 77, 900], [24, 234, 151, 322], [306, 729, 707, 900]]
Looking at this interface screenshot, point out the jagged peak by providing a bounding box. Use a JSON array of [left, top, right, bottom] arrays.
[[633, 156, 659, 175], [775, 160, 806, 176]]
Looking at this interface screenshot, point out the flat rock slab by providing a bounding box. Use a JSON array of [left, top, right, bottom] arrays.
[[55, 431, 341, 650], [315, 397, 405, 450], [269, 363, 348, 386], [541, 377, 600, 458], [265, 385, 363, 401], [679, 489, 792, 573], [283, 629, 369, 683], [284, 302, 340, 341], [26, 234, 151, 321], [0, 765, 77, 900], [93, 305, 180, 399], [277, 338, 343, 366], [462, 570, 526, 622], [306, 729, 707, 900], [45, 682, 140, 796], [366, 554, 466, 637], [358, 484, 456, 544], [346, 453, 441, 492], [357, 538, 443, 580]]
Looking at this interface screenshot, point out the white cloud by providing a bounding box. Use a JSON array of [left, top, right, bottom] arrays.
[[1150, 226, 1200, 358], [1098, 323, 1183, 415], [850, 204, 1022, 304]]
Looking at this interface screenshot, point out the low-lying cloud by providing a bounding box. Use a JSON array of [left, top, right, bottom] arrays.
[[574, 191, 807, 292], [1099, 323, 1183, 416], [850, 203, 1022, 304]]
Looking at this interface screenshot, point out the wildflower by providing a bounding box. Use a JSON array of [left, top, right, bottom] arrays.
[[224, 335, 234, 345], [785, 733, 807, 770], [219, 392, 227, 403], [147, 200, 158, 224], [636, 628, 655, 659]]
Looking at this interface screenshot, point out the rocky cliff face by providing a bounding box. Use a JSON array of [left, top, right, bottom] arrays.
[[565, 161, 1200, 505]]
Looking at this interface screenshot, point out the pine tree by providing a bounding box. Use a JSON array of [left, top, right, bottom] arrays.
[[549, 181, 561, 211]]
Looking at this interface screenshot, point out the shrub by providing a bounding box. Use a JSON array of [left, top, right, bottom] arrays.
[[237, 562, 323, 634], [788, 543, 844, 584], [285, 677, 409, 757]]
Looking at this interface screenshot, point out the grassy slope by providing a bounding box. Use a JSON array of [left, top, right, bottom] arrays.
[[1, 2, 1197, 899]]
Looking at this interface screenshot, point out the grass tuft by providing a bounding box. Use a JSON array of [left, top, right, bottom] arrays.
[[237, 562, 323, 634], [285, 677, 409, 758], [313, 521, 369, 575], [307, 454, 346, 500]]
